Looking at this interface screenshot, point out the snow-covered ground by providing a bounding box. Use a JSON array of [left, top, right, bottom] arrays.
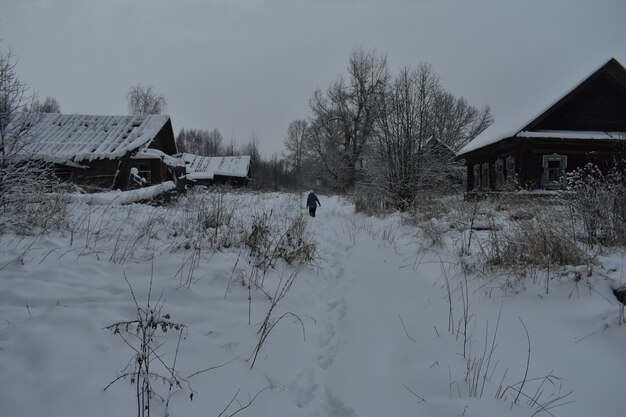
[[1, 190, 625, 417]]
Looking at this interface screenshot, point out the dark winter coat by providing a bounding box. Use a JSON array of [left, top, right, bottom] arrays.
[[306, 192, 320, 208]]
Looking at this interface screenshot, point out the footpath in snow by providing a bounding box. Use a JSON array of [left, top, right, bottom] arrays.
[[0, 192, 625, 417]]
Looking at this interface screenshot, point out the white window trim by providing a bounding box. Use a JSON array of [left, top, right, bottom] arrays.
[[541, 153, 567, 188], [506, 155, 516, 182], [473, 164, 481, 191], [495, 159, 504, 189], [481, 162, 490, 190]]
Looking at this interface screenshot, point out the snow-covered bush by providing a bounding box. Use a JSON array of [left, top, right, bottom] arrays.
[[419, 218, 447, 247], [405, 194, 456, 224], [451, 197, 592, 294], [246, 210, 317, 273], [565, 163, 626, 246], [246, 210, 273, 258], [352, 187, 389, 216], [0, 184, 69, 236], [276, 214, 317, 265], [168, 189, 240, 252], [486, 210, 588, 268], [0, 49, 70, 235]]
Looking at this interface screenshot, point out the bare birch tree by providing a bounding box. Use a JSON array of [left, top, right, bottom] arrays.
[[127, 84, 167, 116]]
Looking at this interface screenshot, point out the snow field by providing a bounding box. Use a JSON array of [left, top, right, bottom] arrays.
[[0, 190, 625, 417]]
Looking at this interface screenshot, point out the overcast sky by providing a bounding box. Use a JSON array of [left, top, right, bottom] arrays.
[[2, 0, 625, 156]]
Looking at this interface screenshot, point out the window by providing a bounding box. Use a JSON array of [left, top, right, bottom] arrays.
[[541, 154, 567, 189], [481, 162, 490, 190], [506, 155, 516, 183], [138, 164, 152, 183], [473, 164, 481, 191], [495, 159, 504, 189]]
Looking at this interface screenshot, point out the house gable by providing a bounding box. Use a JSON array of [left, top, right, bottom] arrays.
[[525, 59, 626, 132], [147, 118, 178, 155]]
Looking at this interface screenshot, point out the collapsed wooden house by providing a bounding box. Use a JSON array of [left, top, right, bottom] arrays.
[[16, 113, 186, 192], [178, 153, 251, 186], [457, 58, 626, 192]]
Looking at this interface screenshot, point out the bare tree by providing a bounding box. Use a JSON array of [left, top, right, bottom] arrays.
[[365, 65, 439, 210], [283, 119, 308, 177], [31, 96, 61, 113], [307, 47, 389, 189], [431, 90, 492, 150], [0, 49, 57, 208], [305, 116, 346, 186], [127, 84, 167, 116], [250, 152, 297, 190], [204, 128, 224, 156], [295, 48, 491, 197], [243, 131, 261, 167], [364, 63, 486, 210], [1, 50, 31, 167], [177, 128, 224, 156]]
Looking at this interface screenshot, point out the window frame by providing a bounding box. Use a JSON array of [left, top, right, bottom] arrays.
[[495, 158, 504, 189], [481, 162, 490, 191], [541, 153, 567, 189], [473, 164, 481, 191], [506, 155, 516, 184]]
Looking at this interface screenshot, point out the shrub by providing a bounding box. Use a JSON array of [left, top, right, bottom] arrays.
[[565, 163, 626, 246], [353, 190, 388, 216], [0, 162, 70, 236], [453, 197, 592, 294], [487, 214, 588, 268], [168, 190, 238, 251], [105, 276, 189, 417], [246, 211, 317, 273], [277, 215, 317, 264]]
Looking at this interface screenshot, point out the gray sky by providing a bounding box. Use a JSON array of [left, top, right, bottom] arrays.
[[2, 0, 625, 156]]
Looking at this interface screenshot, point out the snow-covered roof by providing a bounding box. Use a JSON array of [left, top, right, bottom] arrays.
[[516, 130, 625, 140], [16, 113, 171, 163], [133, 148, 186, 167], [457, 58, 625, 156], [179, 153, 251, 180], [424, 136, 456, 154]]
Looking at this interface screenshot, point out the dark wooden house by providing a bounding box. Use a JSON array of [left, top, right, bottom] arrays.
[[457, 58, 626, 192], [17, 113, 186, 191]]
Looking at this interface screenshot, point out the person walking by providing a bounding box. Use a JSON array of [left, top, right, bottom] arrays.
[[306, 190, 321, 217]]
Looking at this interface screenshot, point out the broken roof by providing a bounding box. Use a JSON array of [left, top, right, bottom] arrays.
[[133, 148, 186, 168], [15, 113, 171, 164], [457, 58, 626, 156], [179, 153, 251, 180]]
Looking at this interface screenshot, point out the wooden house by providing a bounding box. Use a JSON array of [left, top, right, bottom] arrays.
[[178, 153, 251, 187], [16, 113, 186, 191], [457, 58, 626, 192]]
